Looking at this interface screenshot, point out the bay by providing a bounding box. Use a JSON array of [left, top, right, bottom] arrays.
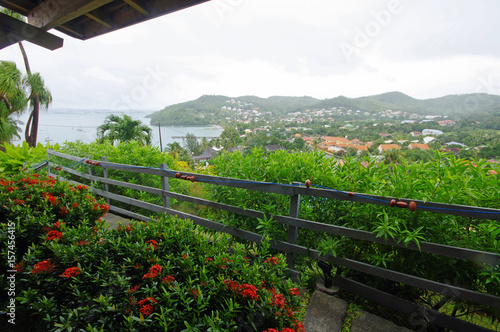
[[11, 109, 223, 149]]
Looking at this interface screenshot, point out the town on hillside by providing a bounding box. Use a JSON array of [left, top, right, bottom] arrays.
[[180, 99, 499, 171]]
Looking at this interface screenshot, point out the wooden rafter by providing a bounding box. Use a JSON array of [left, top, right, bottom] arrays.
[[85, 9, 113, 28], [27, 0, 114, 30], [0, 12, 63, 50], [122, 0, 149, 15]]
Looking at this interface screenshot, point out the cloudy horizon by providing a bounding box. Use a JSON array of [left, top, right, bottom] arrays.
[[2, 0, 500, 111]]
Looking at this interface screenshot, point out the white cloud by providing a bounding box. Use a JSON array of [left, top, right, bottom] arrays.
[[81, 66, 127, 85], [1, 0, 499, 110]]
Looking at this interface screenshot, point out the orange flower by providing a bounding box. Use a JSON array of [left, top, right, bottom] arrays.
[[32, 260, 56, 274], [46, 230, 63, 241], [61, 267, 81, 278]]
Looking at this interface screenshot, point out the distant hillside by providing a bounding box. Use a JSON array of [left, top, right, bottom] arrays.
[[148, 92, 500, 126]]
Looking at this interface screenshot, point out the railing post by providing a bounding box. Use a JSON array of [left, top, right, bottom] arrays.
[[160, 164, 170, 209], [102, 156, 110, 205], [287, 182, 301, 272], [47, 148, 53, 177], [87, 155, 92, 181]]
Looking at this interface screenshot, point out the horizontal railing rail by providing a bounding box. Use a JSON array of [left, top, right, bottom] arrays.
[[46, 149, 500, 331]]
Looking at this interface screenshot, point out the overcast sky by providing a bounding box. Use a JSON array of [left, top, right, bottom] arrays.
[[2, 0, 500, 111]]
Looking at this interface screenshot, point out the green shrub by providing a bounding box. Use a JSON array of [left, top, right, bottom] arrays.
[[54, 141, 197, 215], [207, 148, 500, 320], [0, 172, 306, 331], [0, 172, 108, 268], [0, 142, 56, 176]]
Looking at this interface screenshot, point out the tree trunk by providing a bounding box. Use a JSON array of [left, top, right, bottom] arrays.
[[19, 42, 39, 147]]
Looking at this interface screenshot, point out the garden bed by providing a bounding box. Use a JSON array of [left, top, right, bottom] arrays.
[[0, 173, 306, 331]]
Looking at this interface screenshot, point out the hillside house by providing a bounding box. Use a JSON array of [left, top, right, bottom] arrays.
[[351, 145, 368, 155], [378, 144, 401, 154], [438, 120, 456, 126], [408, 143, 430, 150], [192, 147, 219, 163], [422, 129, 443, 136], [410, 131, 422, 137]]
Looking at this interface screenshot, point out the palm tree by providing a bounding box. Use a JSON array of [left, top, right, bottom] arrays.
[[0, 61, 28, 145], [1, 8, 52, 147], [97, 114, 152, 146]]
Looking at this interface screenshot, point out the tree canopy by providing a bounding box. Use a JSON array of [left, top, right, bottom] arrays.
[[97, 114, 152, 146]]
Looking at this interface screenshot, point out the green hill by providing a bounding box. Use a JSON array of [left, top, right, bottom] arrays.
[[148, 92, 500, 125]]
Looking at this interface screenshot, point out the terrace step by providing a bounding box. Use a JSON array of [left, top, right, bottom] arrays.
[[304, 290, 414, 332], [101, 212, 132, 229]]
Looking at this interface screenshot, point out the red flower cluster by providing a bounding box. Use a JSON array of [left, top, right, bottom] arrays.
[[46, 230, 63, 241], [53, 221, 64, 228], [60, 206, 69, 216], [75, 240, 90, 246], [127, 284, 140, 294], [146, 239, 158, 250], [13, 262, 24, 273], [93, 203, 110, 212], [76, 184, 88, 190], [224, 279, 259, 300], [32, 260, 56, 274], [265, 257, 279, 265], [47, 195, 58, 206], [61, 267, 81, 278], [137, 297, 157, 317], [161, 275, 175, 284], [289, 287, 300, 297], [191, 289, 200, 299], [263, 324, 304, 332], [270, 293, 286, 308], [142, 264, 162, 279]]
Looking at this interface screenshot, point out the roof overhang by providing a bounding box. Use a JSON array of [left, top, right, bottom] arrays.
[[0, 0, 210, 50]]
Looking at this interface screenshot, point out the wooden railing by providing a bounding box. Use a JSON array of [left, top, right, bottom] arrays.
[[47, 149, 500, 332]]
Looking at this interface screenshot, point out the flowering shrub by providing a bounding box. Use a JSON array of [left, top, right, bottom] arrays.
[[0, 172, 306, 331], [0, 173, 108, 267]]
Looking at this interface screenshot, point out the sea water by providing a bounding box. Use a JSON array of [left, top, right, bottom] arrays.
[[11, 109, 223, 149]]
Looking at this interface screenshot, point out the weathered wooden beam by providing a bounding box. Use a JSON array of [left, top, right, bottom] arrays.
[[27, 0, 114, 30], [0, 12, 63, 50], [122, 0, 149, 15], [57, 21, 85, 38], [85, 8, 113, 28]]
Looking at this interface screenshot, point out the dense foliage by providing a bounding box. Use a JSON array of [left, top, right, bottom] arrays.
[[0, 142, 54, 176], [54, 141, 194, 214], [97, 114, 152, 146], [0, 172, 306, 331], [206, 148, 500, 322]]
